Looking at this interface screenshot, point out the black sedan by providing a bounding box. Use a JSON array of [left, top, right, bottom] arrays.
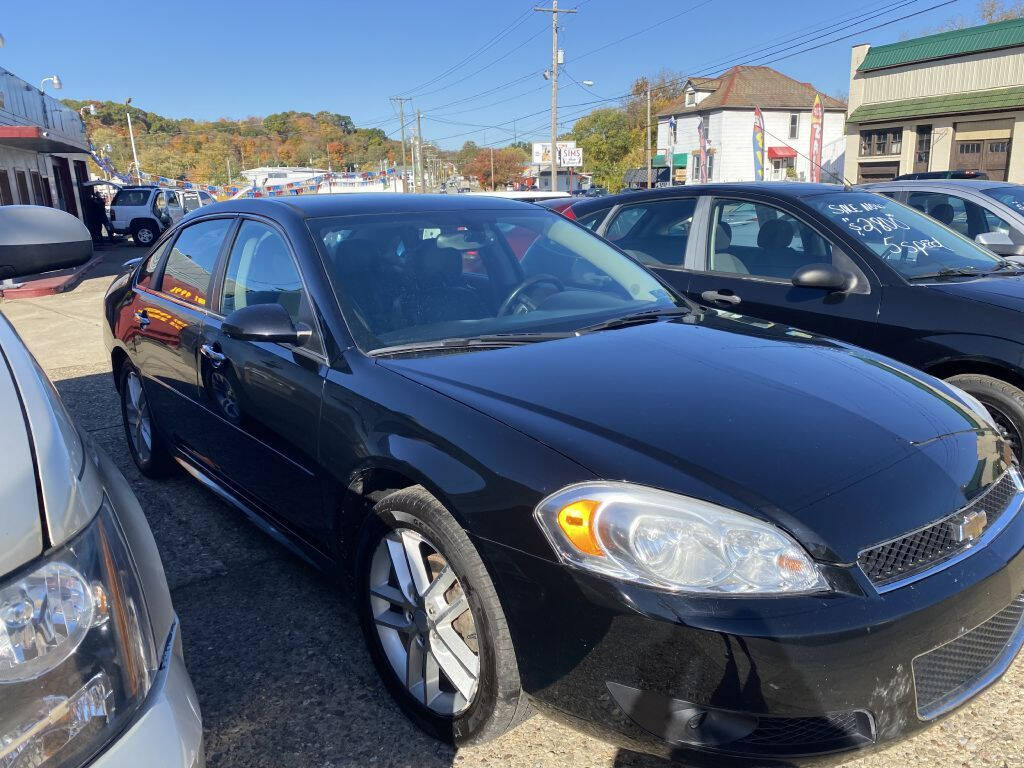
[[557, 182, 1024, 458], [103, 193, 1024, 765]]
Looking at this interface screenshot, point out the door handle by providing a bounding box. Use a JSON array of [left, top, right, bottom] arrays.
[[134, 310, 150, 327], [200, 343, 227, 367], [700, 290, 742, 306]]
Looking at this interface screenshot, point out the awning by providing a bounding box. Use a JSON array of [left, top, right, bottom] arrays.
[[0, 126, 89, 155], [652, 152, 688, 167], [767, 146, 797, 160]]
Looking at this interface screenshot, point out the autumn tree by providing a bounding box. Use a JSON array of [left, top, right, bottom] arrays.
[[466, 147, 529, 189]]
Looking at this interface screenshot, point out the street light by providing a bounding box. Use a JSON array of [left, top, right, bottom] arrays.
[[39, 75, 62, 90], [581, 80, 595, 87]]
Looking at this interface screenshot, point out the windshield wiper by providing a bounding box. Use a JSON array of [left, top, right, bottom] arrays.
[[983, 260, 1024, 275], [574, 306, 692, 335], [909, 266, 982, 280], [369, 332, 570, 356]]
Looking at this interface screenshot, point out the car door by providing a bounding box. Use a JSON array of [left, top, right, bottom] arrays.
[[192, 217, 327, 540], [181, 191, 202, 214], [165, 191, 185, 224], [681, 195, 881, 345], [128, 217, 236, 446]]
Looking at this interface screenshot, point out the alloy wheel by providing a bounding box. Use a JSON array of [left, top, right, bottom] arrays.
[[136, 227, 154, 244], [368, 528, 480, 715], [123, 371, 152, 464]]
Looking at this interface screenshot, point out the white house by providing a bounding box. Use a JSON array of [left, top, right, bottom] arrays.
[[656, 66, 847, 184]]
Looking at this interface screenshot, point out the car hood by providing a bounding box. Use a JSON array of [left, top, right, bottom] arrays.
[[925, 274, 1024, 312], [380, 311, 1010, 563], [0, 343, 43, 576]]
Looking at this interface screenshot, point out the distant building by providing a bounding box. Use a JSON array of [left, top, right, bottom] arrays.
[[0, 67, 91, 218], [237, 165, 406, 196], [846, 17, 1024, 183], [657, 66, 847, 184]]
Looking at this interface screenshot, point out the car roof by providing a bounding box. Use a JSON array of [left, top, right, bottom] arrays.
[[865, 179, 1000, 188], [195, 193, 542, 220], [566, 182, 851, 214]]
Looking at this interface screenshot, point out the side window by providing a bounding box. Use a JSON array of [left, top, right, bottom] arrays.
[[199, 191, 215, 205], [906, 191, 999, 239], [982, 207, 1012, 236], [166, 191, 183, 209], [137, 238, 172, 289], [182, 192, 201, 212], [158, 218, 232, 307], [708, 199, 834, 280], [575, 207, 611, 231], [601, 198, 696, 267], [221, 221, 323, 354], [605, 207, 646, 241]]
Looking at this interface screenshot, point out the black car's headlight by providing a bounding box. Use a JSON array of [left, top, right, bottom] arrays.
[[535, 482, 828, 594], [0, 499, 158, 767]]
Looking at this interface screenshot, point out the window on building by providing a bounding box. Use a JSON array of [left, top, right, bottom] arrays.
[[707, 152, 715, 181], [959, 142, 982, 155], [789, 113, 799, 139], [0, 170, 13, 206], [916, 125, 932, 165], [13, 170, 30, 205], [685, 90, 695, 106], [40, 179, 53, 207], [859, 128, 903, 156], [989, 141, 1009, 154], [29, 172, 44, 206]]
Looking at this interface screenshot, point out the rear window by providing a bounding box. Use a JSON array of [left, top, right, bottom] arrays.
[[112, 189, 151, 207], [158, 218, 233, 307]]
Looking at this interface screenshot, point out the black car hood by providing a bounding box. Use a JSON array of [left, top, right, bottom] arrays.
[[380, 312, 1009, 562], [925, 273, 1024, 312]]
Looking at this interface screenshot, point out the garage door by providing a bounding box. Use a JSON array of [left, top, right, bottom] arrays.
[[857, 161, 900, 183], [954, 120, 1012, 181]]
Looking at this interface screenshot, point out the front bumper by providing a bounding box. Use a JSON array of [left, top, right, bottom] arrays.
[[89, 622, 204, 768], [477, 498, 1024, 766]]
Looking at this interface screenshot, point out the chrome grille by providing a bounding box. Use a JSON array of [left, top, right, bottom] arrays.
[[858, 470, 1020, 588], [913, 592, 1024, 719]]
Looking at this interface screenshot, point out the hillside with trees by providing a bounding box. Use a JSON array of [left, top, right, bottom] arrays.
[[63, 99, 405, 186]]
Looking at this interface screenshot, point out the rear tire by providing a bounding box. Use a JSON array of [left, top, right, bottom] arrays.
[[118, 360, 175, 478], [947, 373, 1024, 460], [131, 220, 158, 247], [355, 486, 530, 746]]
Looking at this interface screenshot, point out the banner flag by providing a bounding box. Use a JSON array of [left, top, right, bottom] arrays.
[[752, 107, 765, 182], [809, 94, 823, 183]]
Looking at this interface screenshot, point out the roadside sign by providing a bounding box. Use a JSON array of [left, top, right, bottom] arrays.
[[559, 146, 583, 167], [532, 141, 576, 165]]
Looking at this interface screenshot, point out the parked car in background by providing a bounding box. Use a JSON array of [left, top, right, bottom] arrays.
[[104, 193, 1024, 765], [563, 183, 1024, 456], [862, 179, 1024, 258], [109, 186, 216, 247], [895, 170, 989, 180], [0, 206, 203, 768]]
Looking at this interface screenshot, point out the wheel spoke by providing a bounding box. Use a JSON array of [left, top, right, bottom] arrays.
[[385, 535, 419, 604], [370, 582, 411, 609], [423, 648, 441, 707], [432, 626, 478, 701], [399, 530, 432, 597], [374, 609, 413, 633], [406, 636, 425, 692], [434, 593, 469, 629], [423, 565, 456, 603]]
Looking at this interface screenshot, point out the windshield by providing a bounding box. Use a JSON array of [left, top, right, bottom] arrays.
[[308, 209, 680, 352], [984, 186, 1024, 216], [808, 191, 1002, 279]]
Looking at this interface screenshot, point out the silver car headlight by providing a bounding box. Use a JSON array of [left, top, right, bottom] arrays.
[[535, 482, 829, 594], [0, 499, 158, 768]]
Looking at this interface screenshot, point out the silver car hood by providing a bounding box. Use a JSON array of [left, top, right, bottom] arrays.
[[0, 335, 43, 576]]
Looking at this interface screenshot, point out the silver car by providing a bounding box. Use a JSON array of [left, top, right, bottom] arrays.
[[0, 206, 203, 768], [862, 179, 1024, 259]]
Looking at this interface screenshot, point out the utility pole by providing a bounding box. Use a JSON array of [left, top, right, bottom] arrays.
[[535, 0, 576, 192], [125, 102, 141, 184], [646, 85, 652, 188], [390, 97, 412, 192], [415, 109, 424, 194]]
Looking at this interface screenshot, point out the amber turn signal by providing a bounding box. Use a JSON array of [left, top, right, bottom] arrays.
[[557, 499, 604, 556]]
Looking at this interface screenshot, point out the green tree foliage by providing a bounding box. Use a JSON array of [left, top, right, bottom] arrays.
[[62, 99, 399, 186], [466, 146, 529, 189]]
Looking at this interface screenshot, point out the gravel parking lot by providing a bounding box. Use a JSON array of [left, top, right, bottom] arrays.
[[3, 242, 1022, 768]]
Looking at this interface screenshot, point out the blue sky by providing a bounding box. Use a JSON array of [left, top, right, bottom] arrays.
[[2, 0, 973, 149]]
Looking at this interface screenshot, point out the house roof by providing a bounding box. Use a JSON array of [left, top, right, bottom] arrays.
[[858, 17, 1024, 72], [658, 66, 846, 117], [848, 84, 1024, 123]]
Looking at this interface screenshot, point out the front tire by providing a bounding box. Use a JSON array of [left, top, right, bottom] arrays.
[[947, 373, 1024, 460], [118, 361, 175, 478], [355, 486, 530, 745]]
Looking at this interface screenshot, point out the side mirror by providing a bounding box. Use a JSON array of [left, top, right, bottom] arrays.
[[222, 303, 310, 345], [975, 231, 1024, 257], [791, 263, 851, 292], [0, 206, 93, 280]]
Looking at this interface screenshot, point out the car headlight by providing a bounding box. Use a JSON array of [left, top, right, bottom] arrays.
[[0, 498, 158, 768], [535, 482, 828, 594]]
